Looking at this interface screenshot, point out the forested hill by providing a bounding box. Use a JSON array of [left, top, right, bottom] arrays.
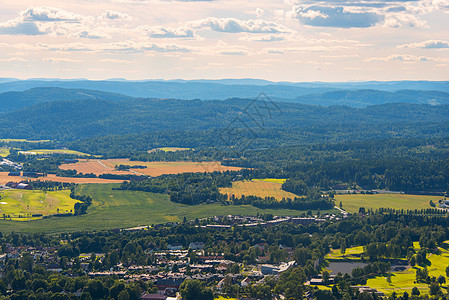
[[0, 87, 133, 113], [1, 87, 449, 113], [1, 97, 449, 141], [295, 90, 449, 107]]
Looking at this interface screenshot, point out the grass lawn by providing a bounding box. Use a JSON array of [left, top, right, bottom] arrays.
[[0, 147, 10, 157], [19, 149, 90, 156], [220, 179, 297, 200], [335, 194, 441, 213], [0, 183, 335, 233], [0, 189, 80, 220], [341, 241, 448, 296], [325, 246, 365, 260]]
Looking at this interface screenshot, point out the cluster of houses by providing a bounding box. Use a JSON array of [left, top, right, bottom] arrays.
[[3, 181, 31, 190], [0, 158, 21, 170], [0, 237, 298, 300]]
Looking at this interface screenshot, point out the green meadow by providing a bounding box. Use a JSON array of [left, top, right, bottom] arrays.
[[0, 183, 335, 234], [0, 189, 80, 220], [0, 147, 10, 157], [335, 193, 442, 213]]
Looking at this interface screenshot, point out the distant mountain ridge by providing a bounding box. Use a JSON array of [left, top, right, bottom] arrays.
[[1, 79, 449, 104], [1, 86, 449, 113]]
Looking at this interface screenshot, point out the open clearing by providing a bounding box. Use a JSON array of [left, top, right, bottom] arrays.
[[0, 138, 50, 143], [220, 179, 297, 200], [59, 159, 242, 177], [325, 245, 365, 261], [0, 148, 10, 157], [335, 193, 442, 213], [0, 189, 80, 220], [0, 172, 124, 185], [0, 183, 334, 233], [148, 147, 192, 153], [19, 149, 90, 156]]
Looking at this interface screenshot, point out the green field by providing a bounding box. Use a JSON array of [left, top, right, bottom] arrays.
[[0, 189, 80, 220], [19, 149, 90, 156], [335, 193, 442, 213], [0, 147, 10, 157], [325, 245, 364, 260], [253, 178, 287, 184], [323, 240, 448, 296], [365, 243, 449, 296], [0, 183, 335, 233]]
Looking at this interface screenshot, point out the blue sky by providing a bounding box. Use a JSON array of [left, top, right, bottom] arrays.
[[0, 0, 448, 81]]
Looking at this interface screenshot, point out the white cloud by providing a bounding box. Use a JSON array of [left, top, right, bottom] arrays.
[[100, 59, 132, 63], [38, 41, 191, 53], [99, 10, 131, 21], [0, 57, 27, 62], [297, 10, 328, 20], [366, 54, 444, 63], [42, 57, 82, 63], [240, 34, 285, 42], [140, 25, 196, 39], [383, 13, 428, 28], [0, 20, 45, 35], [21, 6, 83, 23], [399, 40, 449, 49], [70, 30, 111, 39], [190, 17, 291, 33]]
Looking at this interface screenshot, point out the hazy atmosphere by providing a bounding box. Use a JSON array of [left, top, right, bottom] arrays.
[[1, 0, 448, 81]]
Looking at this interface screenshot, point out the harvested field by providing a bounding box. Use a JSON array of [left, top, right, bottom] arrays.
[[59, 159, 242, 177], [0, 173, 123, 185], [220, 179, 297, 200]]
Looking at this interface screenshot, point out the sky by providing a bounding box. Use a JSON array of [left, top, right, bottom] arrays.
[[0, 0, 448, 81]]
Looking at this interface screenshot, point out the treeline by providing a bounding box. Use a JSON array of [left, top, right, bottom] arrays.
[[281, 158, 449, 192], [227, 193, 334, 210], [70, 187, 93, 216], [119, 171, 238, 205], [117, 171, 334, 209]]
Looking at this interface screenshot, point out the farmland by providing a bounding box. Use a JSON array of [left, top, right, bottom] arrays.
[[335, 193, 442, 213], [59, 159, 242, 177], [0, 189, 80, 220], [219, 179, 297, 200], [0, 172, 124, 185], [0, 183, 331, 233]]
